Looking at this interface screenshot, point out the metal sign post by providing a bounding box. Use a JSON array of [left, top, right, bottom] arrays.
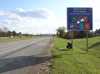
[[86, 30, 89, 51], [71, 31, 74, 49], [70, 30, 74, 49]]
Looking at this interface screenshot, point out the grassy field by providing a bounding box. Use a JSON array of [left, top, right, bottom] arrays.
[[50, 36, 100, 74], [0, 36, 33, 43]]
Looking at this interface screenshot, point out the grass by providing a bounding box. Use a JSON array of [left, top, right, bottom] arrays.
[[50, 36, 100, 74], [0, 36, 33, 43]]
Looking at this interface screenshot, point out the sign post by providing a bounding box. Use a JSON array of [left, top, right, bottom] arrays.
[[67, 8, 93, 51], [86, 30, 89, 51], [70, 30, 74, 49]]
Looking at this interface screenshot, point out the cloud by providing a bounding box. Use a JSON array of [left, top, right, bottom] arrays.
[[0, 8, 52, 19], [12, 8, 54, 19], [0, 8, 58, 34]]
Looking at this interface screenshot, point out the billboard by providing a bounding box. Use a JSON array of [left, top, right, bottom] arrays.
[[67, 8, 93, 31]]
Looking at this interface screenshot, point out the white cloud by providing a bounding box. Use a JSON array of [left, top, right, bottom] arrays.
[[0, 8, 59, 34], [90, 0, 100, 30], [16, 8, 25, 12], [14, 8, 54, 19]]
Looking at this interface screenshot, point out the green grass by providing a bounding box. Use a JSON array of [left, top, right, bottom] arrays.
[[0, 36, 33, 43], [50, 36, 100, 74]]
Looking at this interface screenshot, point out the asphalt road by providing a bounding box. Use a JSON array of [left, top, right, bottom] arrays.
[[0, 36, 52, 74]]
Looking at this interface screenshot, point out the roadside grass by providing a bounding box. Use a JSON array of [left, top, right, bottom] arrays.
[[0, 36, 33, 43], [50, 36, 100, 74]]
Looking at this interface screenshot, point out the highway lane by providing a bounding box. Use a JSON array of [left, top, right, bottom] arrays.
[[0, 36, 52, 74], [0, 36, 50, 57]]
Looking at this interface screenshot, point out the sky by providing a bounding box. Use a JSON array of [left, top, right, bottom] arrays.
[[0, 0, 99, 34]]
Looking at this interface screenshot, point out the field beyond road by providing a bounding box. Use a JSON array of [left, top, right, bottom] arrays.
[[0, 36, 33, 43], [51, 36, 100, 74]]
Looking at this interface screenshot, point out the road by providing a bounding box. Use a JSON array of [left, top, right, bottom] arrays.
[[0, 36, 52, 74]]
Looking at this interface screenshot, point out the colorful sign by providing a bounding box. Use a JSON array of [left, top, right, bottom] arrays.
[[67, 8, 93, 31]]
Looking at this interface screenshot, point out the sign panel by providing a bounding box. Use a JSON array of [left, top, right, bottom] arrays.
[[67, 8, 93, 31]]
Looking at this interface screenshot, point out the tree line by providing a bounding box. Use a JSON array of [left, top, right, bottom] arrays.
[[56, 26, 100, 39], [0, 31, 33, 37]]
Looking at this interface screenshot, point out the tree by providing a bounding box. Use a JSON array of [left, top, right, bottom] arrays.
[[95, 29, 100, 36], [12, 31, 16, 37], [56, 26, 66, 38], [18, 32, 22, 38], [7, 31, 11, 37]]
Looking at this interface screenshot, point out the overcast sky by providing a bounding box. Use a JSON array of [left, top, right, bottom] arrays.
[[0, 0, 99, 34]]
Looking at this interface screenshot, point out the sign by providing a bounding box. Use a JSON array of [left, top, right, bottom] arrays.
[[67, 8, 93, 31]]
